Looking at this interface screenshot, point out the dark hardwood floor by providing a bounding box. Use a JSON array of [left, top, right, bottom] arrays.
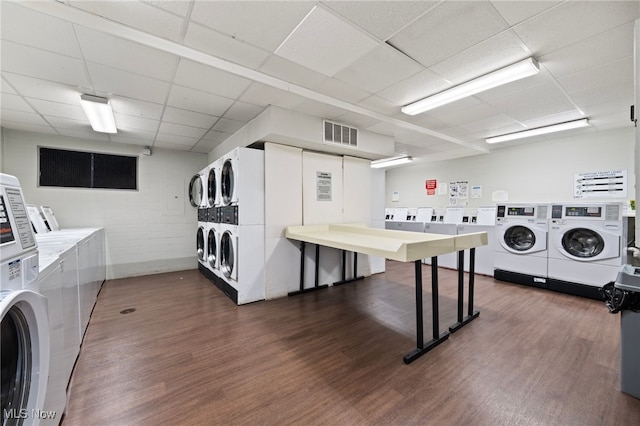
[[62, 261, 640, 425]]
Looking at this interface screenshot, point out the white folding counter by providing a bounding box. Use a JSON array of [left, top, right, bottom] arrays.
[[285, 224, 488, 363]]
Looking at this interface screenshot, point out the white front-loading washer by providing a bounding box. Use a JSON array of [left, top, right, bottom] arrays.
[[494, 203, 551, 288], [548, 202, 626, 299], [1, 173, 50, 426], [219, 223, 265, 305], [457, 206, 497, 276], [385, 207, 429, 233]]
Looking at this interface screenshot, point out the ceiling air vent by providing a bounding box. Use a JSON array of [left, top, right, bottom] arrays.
[[323, 120, 358, 148]]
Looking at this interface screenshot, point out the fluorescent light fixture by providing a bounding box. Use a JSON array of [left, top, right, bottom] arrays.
[[486, 118, 589, 144], [402, 57, 540, 116], [80, 94, 117, 133], [371, 155, 413, 169]]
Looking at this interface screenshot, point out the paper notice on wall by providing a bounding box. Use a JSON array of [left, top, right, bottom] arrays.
[[471, 185, 482, 199], [425, 179, 437, 196], [392, 191, 400, 202], [316, 172, 332, 201], [574, 170, 627, 198], [449, 181, 469, 200]]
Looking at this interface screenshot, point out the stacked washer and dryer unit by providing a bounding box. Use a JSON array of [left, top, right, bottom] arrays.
[[191, 147, 265, 305]]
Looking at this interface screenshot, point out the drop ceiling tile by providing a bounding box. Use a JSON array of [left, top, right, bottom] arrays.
[[144, 0, 191, 17], [473, 66, 554, 103], [191, 138, 221, 154], [0, 120, 56, 134], [44, 116, 91, 131], [1, 2, 82, 57], [1, 41, 91, 87], [376, 69, 449, 106], [389, 1, 508, 67], [486, 83, 577, 122], [154, 133, 199, 149], [87, 62, 171, 104], [202, 130, 232, 143], [558, 58, 633, 96], [357, 95, 398, 116], [27, 98, 86, 121], [173, 60, 252, 99], [1, 77, 18, 94], [114, 113, 159, 132], [109, 133, 153, 147], [512, 1, 640, 56], [540, 23, 634, 79], [2, 73, 86, 105], [211, 118, 245, 134], [183, 23, 270, 69], [429, 31, 530, 86], [158, 122, 207, 139], [75, 26, 179, 82], [489, 1, 562, 26], [0, 109, 48, 126], [259, 55, 327, 89], [190, 1, 314, 51], [570, 84, 633, 111], [334, 44, 423, 94], [163, 107, 218, 129], [110, 98, 164, 121], [69, 0, 186, 42], [312, 78, 371, 104], [323, 1, 438, 41], [275, 6, 379, 76], [57, 128, 110, 142], [461, 113, 525, 134], [238, 82, 306, 110], [223, 102, 265, 122], [2, 94, 34, 113], [167, 85, 234, 116], [435, 103, 504, 129]]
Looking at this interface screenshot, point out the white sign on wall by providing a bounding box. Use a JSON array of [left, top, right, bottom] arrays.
[[574, 169, 627, 199], [316, 172, 332, 201]]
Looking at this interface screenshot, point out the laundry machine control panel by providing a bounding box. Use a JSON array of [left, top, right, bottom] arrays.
[[219, 205, 238, 225], [197, 208, 207, 222]]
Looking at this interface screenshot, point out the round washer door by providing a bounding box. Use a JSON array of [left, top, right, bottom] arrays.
[[220, 231, 235, 279], [188, 175, 203, 208], [500, 225, 547, 254], [221, 160, 234, 206], [196, 227, 205, 261], [207, 168, 216, 207], [1, 290, 50, 424], [207, 229, 217, 269], [562, 228, 604, 258]]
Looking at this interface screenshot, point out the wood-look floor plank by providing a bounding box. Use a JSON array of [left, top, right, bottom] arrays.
[[62, 262, 640, 425]]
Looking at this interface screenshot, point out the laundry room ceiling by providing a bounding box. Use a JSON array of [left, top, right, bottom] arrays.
[[1, 1, 638, 163]]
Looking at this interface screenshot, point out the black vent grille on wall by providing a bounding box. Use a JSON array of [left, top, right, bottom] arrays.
[[323, 120, 358, 147]]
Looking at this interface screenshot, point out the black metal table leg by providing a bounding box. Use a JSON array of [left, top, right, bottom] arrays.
[[288, 242, 328, 296], [404, 257, 450, 364], [333, 250, 364, 286], [449, 248, 480, 333]]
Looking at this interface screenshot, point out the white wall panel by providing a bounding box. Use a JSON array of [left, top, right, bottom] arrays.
[[343, 156, 371, 223], [302, 151, 344, 225], [2, 128, 207, 279]]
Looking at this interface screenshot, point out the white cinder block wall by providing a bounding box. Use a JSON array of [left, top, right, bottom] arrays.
[[385, 127, 635, 208], [1, 129, 207, 279]]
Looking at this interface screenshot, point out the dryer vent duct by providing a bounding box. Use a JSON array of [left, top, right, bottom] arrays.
[[323, 120, 358, 148]]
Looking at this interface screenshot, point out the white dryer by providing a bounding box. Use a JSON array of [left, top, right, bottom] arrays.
[[1, 173, 50, 425], [385, 207, 429, 232], [205, 221, 220, 275], [548, 202, 626, 299], [188, 168, 206, 209], [206, 162, 219, 209], [457, 206, 496, 276], [219, 147, 265, 225], [219, 223, 265, 305], [494, 203, 551, 288]]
